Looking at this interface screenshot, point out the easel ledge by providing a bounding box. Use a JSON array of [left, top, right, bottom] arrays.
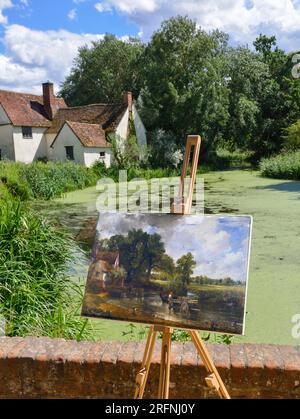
[[134, 135, 231, 400]]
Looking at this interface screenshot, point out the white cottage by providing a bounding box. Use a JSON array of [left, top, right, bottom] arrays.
[[0, 82, 147, 167]]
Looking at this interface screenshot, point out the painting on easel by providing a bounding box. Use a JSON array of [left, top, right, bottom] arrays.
[[82, 212, 252, 335]]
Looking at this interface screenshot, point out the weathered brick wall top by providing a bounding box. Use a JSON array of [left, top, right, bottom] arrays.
[[0, 337, 299, 399]]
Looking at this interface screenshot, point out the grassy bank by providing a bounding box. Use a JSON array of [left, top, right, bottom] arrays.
[[0, 197, 92, 339], [260, 152, 300, 180], [0, 161, 98, 200]]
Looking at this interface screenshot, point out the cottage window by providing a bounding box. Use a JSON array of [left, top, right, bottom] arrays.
[[65, 146, 74, 161], [99, 152, 106, 161], [22, 127, 33, 139]]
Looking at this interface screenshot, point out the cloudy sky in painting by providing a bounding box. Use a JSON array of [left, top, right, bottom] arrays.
[[0, 1, 300, 93], [97, 213, 252, 283]]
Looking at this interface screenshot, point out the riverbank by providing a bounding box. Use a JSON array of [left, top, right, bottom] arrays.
[[46, 169, 300, 345]]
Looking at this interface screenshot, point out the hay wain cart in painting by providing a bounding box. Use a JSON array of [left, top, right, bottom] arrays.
[[82, 136, 253, 399]]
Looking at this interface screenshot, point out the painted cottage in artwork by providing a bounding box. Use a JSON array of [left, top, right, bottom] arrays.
[[0, 82, 147, 167]]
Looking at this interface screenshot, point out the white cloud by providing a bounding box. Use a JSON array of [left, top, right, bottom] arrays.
[[94, 0, 300, 50], [0, 0, 13, 24], [68, 8, 77, 21], [0, 24, 105, 93], [97, 213, 251, 283], [95, 2, 112, 13]]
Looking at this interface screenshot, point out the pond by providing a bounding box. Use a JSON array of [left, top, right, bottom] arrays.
[[34, 169, 300, 345]]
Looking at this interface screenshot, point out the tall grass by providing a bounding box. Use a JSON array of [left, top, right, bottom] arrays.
[[0, 198, 92, 339], [260, 152, 300, 180], [0, 161, 98, 200]]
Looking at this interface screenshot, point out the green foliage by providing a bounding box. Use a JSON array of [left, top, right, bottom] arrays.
[[148, 129, 184, 169], [101, 228, 166, 285], [60, 34, 144, 106], [0, 198, 92, 340], [176, 253, 196, 286], [282, 120, 300, 151], [138, 17, 230, 152], [92, 161, 180, 183], [260, 152, 300, 180], [60, 17, 300, 165], [202, 333, 234, 345], [110, 134, 141, 169], [122, 324, 149, 341], [0, 161, 97, 201], [20, 161, 97, 200]]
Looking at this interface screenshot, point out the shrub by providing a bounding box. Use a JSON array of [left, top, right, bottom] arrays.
[[282, 120, 300, 151], [0, 198, 92, 340], [260, 152, 300, 180], [1, 177, 31, 201], [148, 129, 184, 169], [0, 161, 98, 201], [19, 161, 98, 200]]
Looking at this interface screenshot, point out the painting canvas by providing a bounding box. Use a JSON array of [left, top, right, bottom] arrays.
[[82, 213, 252, 335]]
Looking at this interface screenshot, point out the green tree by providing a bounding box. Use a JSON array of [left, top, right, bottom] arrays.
[[175, 252, 196, 286], [144, 233, 166, 280], [60, 34, 144, 106], [282, 120, 300, 151], [100, 229, 166, 284], [138, 16, 230, 151]]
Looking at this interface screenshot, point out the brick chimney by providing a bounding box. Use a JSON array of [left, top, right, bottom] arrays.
[[123, 91, 133, 113], [43, 82, 56, 120]]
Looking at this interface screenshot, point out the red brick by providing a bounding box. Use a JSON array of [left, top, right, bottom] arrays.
[[261, 345, 284, 388], [229, 344, 248, 385], [0, 338, 300, 399]]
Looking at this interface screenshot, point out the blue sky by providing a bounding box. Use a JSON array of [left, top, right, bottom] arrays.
[[0, 0, 300, 94]]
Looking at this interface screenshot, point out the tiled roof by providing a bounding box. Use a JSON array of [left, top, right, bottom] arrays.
[[64, 121, 111, 148], [47, 103, 127, 134], [0, 90, 66, 127]]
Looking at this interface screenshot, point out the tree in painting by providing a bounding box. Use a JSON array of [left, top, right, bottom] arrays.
[[100, 229, 166, 284]]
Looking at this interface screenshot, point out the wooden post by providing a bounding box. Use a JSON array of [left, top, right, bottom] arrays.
[[157, 326, 173, 399], [172, 135, 201, 215], [134, 326, 157, 399]]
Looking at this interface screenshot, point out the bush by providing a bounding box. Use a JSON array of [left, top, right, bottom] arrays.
[[260, 152, 300, 180], [0, 177, 31, 201], [148, 129, 184, 169], [0, 161, 98, 201], [92, 161, 180, 183], [282, 120, 300, 151], [0, 198, 92, 339], [20, 161, 98, 200]]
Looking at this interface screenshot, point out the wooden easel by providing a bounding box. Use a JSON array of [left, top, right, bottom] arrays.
[[134, 135, 231, 400]]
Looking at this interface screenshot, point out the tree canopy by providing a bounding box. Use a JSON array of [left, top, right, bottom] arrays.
[[60, 34, 144, 106], [60, 17, 300, 162]]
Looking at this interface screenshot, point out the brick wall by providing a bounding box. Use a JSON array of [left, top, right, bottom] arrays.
[[0, 337, 299, 399]]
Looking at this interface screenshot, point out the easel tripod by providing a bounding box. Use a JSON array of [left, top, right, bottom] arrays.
[[134, 135, 231, 400]]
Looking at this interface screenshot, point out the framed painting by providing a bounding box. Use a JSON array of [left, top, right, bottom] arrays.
[[82, 213, 252, 335]]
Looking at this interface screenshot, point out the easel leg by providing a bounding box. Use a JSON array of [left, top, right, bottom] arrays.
[[158, 327, 173, 399], [189, 330, 231, 399], [134, 326, 157, 399]]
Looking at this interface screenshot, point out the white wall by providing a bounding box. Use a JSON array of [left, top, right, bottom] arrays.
[[133, 104, 147, 148], [46, 133, 56, 160], [0, 125, 14, 160], [84, 148, 113, 168], [116, 108, 129, 140], [51, 124, 85, 165], [0, 105, 11, 125], [13, 127, 47, 163]]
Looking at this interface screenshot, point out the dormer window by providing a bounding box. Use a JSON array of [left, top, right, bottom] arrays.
[[22, 127, 33, 139]]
